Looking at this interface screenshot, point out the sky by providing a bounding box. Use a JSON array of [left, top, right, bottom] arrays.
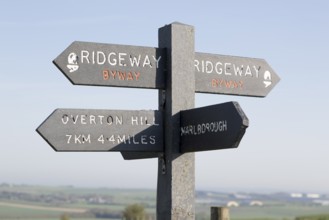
[[1, 1, 329, 194]]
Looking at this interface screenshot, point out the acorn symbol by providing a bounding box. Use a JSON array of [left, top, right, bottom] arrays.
[[263, 70, 272, 88], [67, 52, 79, 73]]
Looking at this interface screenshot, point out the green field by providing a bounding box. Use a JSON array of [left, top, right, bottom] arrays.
[[0, 203, 116, 220], [1, 184, 329, 220], [0, 205, 61, 218], [230, 205, 329, 220], [1, 201, 329, 220]]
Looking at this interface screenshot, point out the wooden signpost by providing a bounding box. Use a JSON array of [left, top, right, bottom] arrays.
[[37, 22, 280, 220]]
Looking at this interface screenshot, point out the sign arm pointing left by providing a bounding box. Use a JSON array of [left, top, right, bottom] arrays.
[[36, 109, 164, 152]]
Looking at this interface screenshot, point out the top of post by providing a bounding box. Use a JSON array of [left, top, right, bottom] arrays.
[[170, 21, 193, 27], [160, 22, 195, 33]]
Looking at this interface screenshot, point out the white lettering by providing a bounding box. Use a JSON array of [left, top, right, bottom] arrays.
[[181, 120, 228, 136], [143, 55, 152, 67], [129, 55, 141, 67], [233, 64, 244, 76], [149, 136, 156, 144], [66, 134, 72, 144], [65, 134, 91, 144], [98, 135, 104, 144], [107, 116, 113, 125], [80, 115, 86, 125], [82, 134, 91, 144], [74, 135, 81, 144], [98, 115, 104, 124], [141, 135, 147, 144], [116, 116, 123, 125], [118, 53, 127, 66], [153, 56, 161, 68], [117, 135, 126, 144], [224, 63, 232, 75], [108, 135, 115, 143], [194, 59, 200, 72], [201, 60, 205, 73], [254, 66, 260, 78], [131, 116, 138, 125], [81, 50, 90, 64], [90, 115, 96, 124], [108, 52, 117, 66], [153, 116, 159, 126], [72, 115, 78, 124], [215, 62, 223, 74], [194, 58, 262, 79], [76, 50, 163, 69], [245, 65, 252, 77], [104, 115, 123, 125], [97, 51, 106, 65], [206, 61, 213, 73], [132, 135, 139, 144], [62, 114, 69, 124], [61, 114, 128, 125]]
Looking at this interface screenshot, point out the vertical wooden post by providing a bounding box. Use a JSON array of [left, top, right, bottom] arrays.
[[156, 22, 195, 220], [211, 207, 230, 220]]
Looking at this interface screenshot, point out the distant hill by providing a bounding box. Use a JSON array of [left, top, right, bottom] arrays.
[[1, 183, 329, 220]]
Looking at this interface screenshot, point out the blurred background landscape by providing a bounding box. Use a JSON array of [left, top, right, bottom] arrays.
[[0, 183, 329, 220], [1, 0, 329, 219]]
